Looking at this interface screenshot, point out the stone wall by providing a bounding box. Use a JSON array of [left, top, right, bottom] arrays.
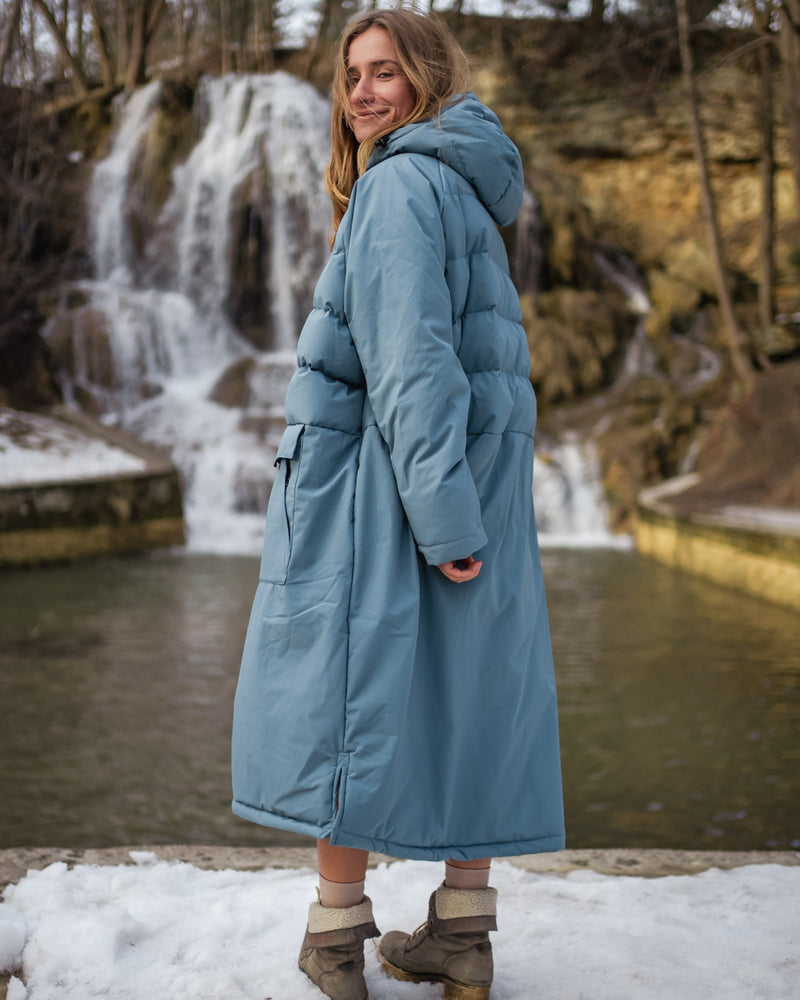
[[636, 479, 800, 610], [0, 411, 184, 567]]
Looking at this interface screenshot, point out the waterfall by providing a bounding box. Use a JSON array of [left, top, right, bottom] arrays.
[[46, 73, 331, 553], [90, 83, 163, 283], [534, 434, 631, 549], [593, 249, 659, 382], [46, 72, 624, 553]]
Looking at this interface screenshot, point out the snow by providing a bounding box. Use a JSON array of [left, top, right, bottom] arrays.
[[1, 856, 798, 999], [714, 505, 800, 536], [0, 410, 146, 487]]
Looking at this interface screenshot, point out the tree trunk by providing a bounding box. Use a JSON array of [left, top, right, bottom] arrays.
[[86, 0, 115, 88], [176, 0, 199, 68], [56, 0, 68, 78], [675, 0, 753, 388], [0, 0, 25, 83], [263, 0, 275, 72], [219, 0, 230, 74], [28, 0, 39, 80], [778, 0, 800, 212], [75, 0, 84, 68], [145, 0, 165, 42], [31, 0, 89, 96], [757, 35, 775, 330], [252, 0, 275, 72], [305, 0, 346, 80], [117, 0, 127, 77], [124, 0, 147, 89], [176, 0, 187, 64], [122, 0, 165, 90]]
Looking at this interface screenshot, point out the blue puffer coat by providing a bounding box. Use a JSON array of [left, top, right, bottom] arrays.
[[232, 94, 564, 860]]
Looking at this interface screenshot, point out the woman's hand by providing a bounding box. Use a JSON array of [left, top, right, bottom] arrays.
[[437, 555, 483, 583]]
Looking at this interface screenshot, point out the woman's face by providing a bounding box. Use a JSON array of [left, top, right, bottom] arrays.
[[346, 26, 415, 144]]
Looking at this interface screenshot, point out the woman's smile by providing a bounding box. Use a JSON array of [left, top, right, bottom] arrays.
[[346, 27, 415, 143]]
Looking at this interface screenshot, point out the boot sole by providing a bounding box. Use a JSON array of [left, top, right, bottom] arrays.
[[377, 948, 491, 1000]]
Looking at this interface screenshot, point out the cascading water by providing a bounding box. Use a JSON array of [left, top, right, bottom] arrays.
[[47, 73, 331, 552], [534, 435, 627, 547], [47, 71, 622, 552]]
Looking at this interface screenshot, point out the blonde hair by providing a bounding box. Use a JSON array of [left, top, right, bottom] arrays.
[[324, 7, 470, 241]]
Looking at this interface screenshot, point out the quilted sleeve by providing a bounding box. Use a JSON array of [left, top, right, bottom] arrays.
[[343, 155, 487, 566]]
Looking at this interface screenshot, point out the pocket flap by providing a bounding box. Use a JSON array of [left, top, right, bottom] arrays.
[[275, 424, 304, 463]]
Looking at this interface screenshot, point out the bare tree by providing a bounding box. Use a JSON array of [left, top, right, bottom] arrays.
[[219, 0, 230, 72], [0, 0, 25, 82], [589, 0, 605, 30], [0, 86, 80, 403], [305, 0, 348, 80], [777, 0, 800, 211], [124, 0, 166, 88], [2, 0, 168, 98], [757, 35, 776, 330], [675, 0, 753, 386], [31, 0, 90, 94], [749, 0, 776, 330], [251, 0, 275, 72], [87, 0, 116, 87]]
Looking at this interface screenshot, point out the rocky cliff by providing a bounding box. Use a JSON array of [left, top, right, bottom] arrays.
[[460, 17, 800, 529], [3, 16, 798, 534]]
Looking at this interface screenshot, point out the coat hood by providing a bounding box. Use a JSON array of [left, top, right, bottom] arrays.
[[367, 93, 524, 227]]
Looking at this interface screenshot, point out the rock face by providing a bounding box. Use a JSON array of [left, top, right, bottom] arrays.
[[669, 357, 800, 512], [462, 17, 800, 529], [477, 22, 799, 318]]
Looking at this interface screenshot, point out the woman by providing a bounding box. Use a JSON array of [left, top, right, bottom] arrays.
[[231, 8, 564, 1000]]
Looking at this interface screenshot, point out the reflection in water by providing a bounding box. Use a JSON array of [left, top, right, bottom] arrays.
[[0, 551, 797, 850], [543, 550, 800, 850]]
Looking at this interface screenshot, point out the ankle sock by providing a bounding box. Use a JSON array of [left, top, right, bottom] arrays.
[[444, 861, 491, 890], [318, 875, 365, 909]]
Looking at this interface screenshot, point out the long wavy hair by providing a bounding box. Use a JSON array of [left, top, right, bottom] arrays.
[[324, 7, 470, 242]]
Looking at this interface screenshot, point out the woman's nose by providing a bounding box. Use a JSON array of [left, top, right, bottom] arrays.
[[350, 76, 373, 104]]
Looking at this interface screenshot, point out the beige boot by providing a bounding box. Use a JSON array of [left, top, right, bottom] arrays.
[[298, 895, 380, 1000], [378, 884, 497, 1000]]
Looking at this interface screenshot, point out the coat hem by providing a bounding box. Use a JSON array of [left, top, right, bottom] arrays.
[[231, 798, 334, 843], [232, 799, 565, 860], [327, 828, 566, 861]]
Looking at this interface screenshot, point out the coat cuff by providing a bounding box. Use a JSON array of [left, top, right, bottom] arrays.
[[418, 527, 488, 567]]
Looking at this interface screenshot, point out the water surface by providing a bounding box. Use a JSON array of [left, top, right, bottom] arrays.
[[1, 550, 797, 850]]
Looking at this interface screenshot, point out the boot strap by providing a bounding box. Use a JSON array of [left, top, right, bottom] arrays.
[[429, 912, 497, 934]]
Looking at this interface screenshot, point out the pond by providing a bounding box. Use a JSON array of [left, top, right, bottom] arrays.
[[1, 549, 797, 851]]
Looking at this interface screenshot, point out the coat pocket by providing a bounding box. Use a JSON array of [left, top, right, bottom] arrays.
[[259, 424, 305, 584]]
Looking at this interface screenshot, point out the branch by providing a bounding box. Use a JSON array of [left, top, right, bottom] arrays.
[[39, 82, 122, 116], [0, 0, 25, 84], [30, 0, 89, 96], [86, 0, 116, 88], [146, 0, 167, 45]]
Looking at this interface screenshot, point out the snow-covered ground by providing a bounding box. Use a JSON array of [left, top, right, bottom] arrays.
[[0, 410, 146, 486], [1, 855, 798, 999]]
